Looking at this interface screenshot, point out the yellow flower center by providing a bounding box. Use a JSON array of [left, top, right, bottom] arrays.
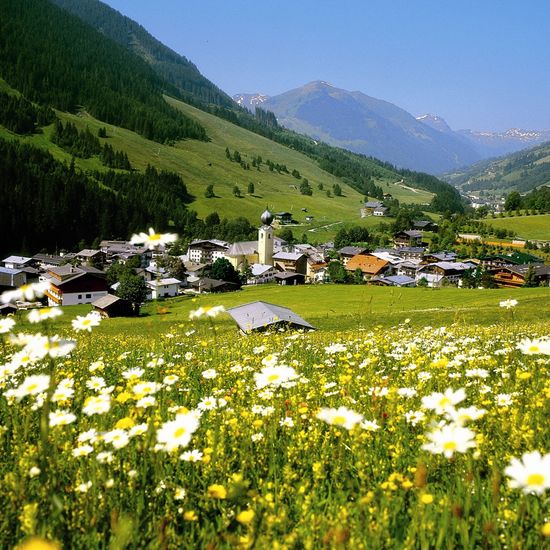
[[527, 473, 544, 486], [27, 384, 38, 392], [443, 441, 457, 451], [332, 415, 346, 425], [528, 345, 540, 353], [150, 234, 161, 241], [438, 397, 451, 407], [267, 374, 280, 382], [174, 427, 187, 438]]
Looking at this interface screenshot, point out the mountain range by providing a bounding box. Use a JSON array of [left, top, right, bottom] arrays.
[[234, 83, 550, 174]]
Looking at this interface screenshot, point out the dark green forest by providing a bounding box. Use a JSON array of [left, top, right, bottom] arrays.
[[0, 0, 207, 144]]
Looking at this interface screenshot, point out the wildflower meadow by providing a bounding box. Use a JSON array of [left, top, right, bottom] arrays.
[[0, 282, 549, 548]]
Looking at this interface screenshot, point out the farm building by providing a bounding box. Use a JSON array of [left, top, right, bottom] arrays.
[[226, 301, 314, 333]]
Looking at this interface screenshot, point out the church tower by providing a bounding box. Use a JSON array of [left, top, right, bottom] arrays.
[[258, 208, 274, 265]]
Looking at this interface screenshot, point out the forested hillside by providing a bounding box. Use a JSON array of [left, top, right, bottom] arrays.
[[444, 142, 550, 196], [0, 0, 206, 143]]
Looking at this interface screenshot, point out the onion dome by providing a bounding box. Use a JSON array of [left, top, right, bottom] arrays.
[[260, 209, 273, 226]]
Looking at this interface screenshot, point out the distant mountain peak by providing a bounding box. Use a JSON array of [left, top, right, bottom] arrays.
[[416, 113, 453, 134]]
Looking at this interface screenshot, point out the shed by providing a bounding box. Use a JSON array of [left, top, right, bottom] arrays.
[[92, 294, 133, 317], [226, 301, 315, 333], [274, 272, 305, 285]]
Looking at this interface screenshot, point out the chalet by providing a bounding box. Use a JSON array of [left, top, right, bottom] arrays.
[[32, 253, 66, 270], [489, 264, 550, 288], [479, 252, 544, 268], [370, 275, 416, 287], [187, 239, 230, 264], [413, 220, 438, 232], [226, 301, 314, 333], [44, 266, 108, 306], [345, 254, 389, 281], [338, 246, 368, 266], [393, 246, 425, 261], [274, 272, 305, 285], [2, 256, 34, 270], [423, 252, 457, 263], [363, 201, 383, 215], [247, 264, 277, 285], [76, 249, 105, 266], [373, 206, 389, 217], [147, 278, 181, 299], [92, 295, 133, 318], [394, 230, 423, 248], [188, 278, 240, 293], [274, 212, 293, 225], [272, 251, 307, 275], [397, 261, 421, 279], [416, 261, 476, 288]]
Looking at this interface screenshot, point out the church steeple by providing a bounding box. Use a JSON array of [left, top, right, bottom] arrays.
[[258, 208, 274, 265]]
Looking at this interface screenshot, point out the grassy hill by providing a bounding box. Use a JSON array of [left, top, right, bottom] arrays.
[[443, 141, 550, 196], [481, 213, 550, 241], [0, 78, 433, 239]]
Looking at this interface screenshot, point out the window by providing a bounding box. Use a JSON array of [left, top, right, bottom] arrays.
[[78, 294, 82, 299], [85, 294, 91, 299]]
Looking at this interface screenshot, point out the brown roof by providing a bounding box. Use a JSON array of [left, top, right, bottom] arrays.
[[345, 254, 388, 275]]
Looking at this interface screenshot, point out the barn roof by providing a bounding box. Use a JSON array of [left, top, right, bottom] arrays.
[[226, 301, 314, 333]]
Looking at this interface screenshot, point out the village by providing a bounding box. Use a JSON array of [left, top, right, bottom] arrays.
[[1, 206, 548, 319]]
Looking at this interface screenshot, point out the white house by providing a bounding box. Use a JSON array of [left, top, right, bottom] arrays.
[[187, 240, 230, 264], [43, 266, 109, 306], [147, 278, 181, 299], [247, 264, 277, 285]]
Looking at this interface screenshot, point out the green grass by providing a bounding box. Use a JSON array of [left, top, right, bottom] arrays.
[[481, 214, 550, 241], [18, 285, 550, 339]]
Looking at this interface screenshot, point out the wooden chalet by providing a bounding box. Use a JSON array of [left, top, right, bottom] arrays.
[[44, 266, 108, 306], [345, 254, 389, 280]]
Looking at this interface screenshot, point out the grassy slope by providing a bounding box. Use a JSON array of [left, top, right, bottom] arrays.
[[19, 285, 550, 338], [0, 78, 432, 239], [481, 214, 550, 240]]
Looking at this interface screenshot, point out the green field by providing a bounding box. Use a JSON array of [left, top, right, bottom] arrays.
[[481, 214, 550, 241], [15, 285, 550, 340]]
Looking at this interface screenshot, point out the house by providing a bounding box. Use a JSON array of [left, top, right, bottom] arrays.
[[274, 212, 293, 225], [416, 262, 475, 288], [423, 252, 457, 263], [2, 256, 34, 270], [0, 267, 28, 292], [188, 278, 240, 293], [147, 278, 181, 299], [226, 301, 314, 333], [363, 201, 383, 215], [99, 240, 152, 267], [413, 220, 438, 232], [225, 237, 285, 271], [393, 247, 425, 261], [187, 239, 230, 264], [92, 294, 134, 318], [76, 249, 105, 266], [272, 251, 307, 275], [373, 206, 389, 217], [397, 261, 421, 278], [345, 254, 389, 281], [394, 230, 423, 248], [247, 264, 277, 285], [489, 264, 550, 288], [44, 266, 108, 306], [370, 275, 416, 287], [338, 246, 369, 266], [274, 272, 305, 285], [32, 253, 66, 270]]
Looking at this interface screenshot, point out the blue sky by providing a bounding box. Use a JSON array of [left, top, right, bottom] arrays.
[[103, 0, 550, 132]]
